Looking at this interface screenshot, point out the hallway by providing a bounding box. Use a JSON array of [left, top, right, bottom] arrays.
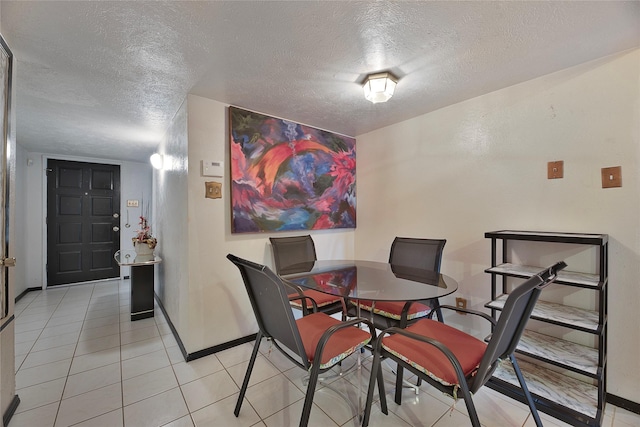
[[7, 279, 639, 427]]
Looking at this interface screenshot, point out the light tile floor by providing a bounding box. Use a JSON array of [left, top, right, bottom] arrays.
[[8, 279, 640, 427]]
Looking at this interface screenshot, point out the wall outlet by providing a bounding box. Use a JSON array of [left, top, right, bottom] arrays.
[[455, 297, 468, 314], [601, 166, 622, 188], [547, 160, 564, 179]]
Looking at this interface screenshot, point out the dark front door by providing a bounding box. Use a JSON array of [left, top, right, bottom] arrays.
[[47, 159, 121, 286]]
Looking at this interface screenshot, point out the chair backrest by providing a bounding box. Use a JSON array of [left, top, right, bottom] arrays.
[[270, 235, 317, 275], [389, 237, 446, 272], [471, 261, 567, 392], [227, 253, 310, 369]]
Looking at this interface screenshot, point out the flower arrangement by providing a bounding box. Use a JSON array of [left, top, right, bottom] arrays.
[[132, 197, 157, 250], [131, 198, 157, 253], [132, 215, 157, 249]]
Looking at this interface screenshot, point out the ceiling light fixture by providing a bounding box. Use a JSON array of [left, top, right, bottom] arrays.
[[150, 153, 163, 170], [362, 71, 398, 103]]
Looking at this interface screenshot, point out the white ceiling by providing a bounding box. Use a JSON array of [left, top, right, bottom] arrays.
[[1, 1, 639, 163]]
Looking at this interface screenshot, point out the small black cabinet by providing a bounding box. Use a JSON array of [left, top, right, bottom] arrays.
[[115, 250, 162, 321]]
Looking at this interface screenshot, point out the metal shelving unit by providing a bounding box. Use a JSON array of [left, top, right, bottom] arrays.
[[484, 230, 607, 427]]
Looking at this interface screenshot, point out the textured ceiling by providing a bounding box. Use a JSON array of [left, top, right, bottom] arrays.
[[1, 1, 639, 162]]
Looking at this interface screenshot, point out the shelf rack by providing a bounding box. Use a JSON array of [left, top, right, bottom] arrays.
[[484, 230, 607, 427]]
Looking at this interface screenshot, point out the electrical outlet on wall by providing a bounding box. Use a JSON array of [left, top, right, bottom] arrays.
[[547, 161, 564, 179], [601, 166, 622, 188], [455, 297, 468, 314]]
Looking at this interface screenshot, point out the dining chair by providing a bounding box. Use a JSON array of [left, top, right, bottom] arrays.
[[355, 237, 447, 329], [362, 261, 568, 427], [227, 253, 384, 427], [270, 235, 346, 317]]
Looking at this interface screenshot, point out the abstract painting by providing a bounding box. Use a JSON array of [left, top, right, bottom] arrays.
[[229, 107, 356, 233]]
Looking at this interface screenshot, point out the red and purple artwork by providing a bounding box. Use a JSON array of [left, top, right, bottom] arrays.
[[229, 107, 356, 233]]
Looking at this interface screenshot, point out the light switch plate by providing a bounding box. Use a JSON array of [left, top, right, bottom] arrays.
[[205, 181, 222, 199], [601, 166, 622, 188], [127, 200, 139, 207], [547, 161, 564, 179]]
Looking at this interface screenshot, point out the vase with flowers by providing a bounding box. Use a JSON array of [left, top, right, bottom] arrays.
[[132, 214, 157, 256]]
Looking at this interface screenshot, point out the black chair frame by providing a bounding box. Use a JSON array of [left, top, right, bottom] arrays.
[[389, 237, 447, 328], [389, 237, 447, 325], [270, 235, 346, 317], [363, 261, 568, 427], [228, 254, 385, 427], [356, 237, 447, 329]]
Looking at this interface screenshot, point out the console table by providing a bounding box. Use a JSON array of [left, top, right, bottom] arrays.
[[115, 250, 162, 321]]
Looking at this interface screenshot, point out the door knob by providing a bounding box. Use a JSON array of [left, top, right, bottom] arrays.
[[113, 213, 120, 218], [113, 226, 120, 232]]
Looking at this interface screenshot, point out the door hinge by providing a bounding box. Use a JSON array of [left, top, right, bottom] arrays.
[[1, 257, 16, 267]]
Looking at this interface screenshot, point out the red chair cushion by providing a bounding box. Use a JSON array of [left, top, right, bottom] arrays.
[[289, 289, 342, 309], [382, 319, 487, 387], [297, 312, 371, 368], [355, 300, 431, 321]]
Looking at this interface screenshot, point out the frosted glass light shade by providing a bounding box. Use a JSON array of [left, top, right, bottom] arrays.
[[363, 72, 398, 103], [150, 153, 163, 170]]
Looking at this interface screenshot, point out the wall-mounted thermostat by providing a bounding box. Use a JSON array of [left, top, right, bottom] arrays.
[[202, 160, 224, 177]]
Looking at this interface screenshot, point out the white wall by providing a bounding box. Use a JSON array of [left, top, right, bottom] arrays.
[[155, 94, 356, 354], [119, 162, 153, 278], [354, 49, 640, 402], [154, 97, 190, 343]]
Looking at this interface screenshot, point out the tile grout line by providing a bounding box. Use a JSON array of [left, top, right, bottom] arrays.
[[14, 287, 69, 373], [53, 284, 89, 427], [157, 308, 195, 427], [15, 286, 71, 422]]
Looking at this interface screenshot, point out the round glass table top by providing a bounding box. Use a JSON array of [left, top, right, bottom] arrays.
[[283, 260, 458, 302]]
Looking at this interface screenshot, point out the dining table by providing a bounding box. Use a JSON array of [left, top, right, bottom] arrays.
[[282, 259, 459, 423], [282, 259, 458, 308]]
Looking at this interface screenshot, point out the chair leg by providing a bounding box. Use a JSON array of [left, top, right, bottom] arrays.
[[376, 358, 387, 415], [510, 354, 543, 427], [458, 383, 481, 427], [394, 364, 404, 404], [300, 361, 322, 427], [385, 359, 419, 397], [363, 350, 387, 427], [234, 332, 262, 417]]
